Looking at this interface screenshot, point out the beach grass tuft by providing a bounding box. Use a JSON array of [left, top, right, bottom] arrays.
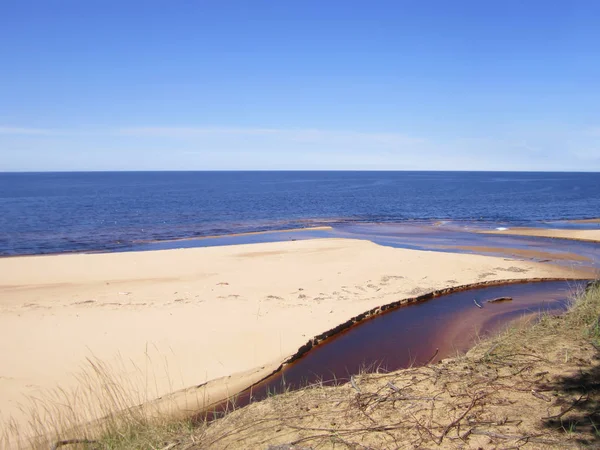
[[0, 352, 198, 450]]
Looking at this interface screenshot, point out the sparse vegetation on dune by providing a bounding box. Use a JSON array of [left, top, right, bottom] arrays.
[[3, 282, 600, 449], [180, 281, 600, 450]]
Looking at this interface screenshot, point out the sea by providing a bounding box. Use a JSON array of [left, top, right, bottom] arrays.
[[1, 171, 599, 256]]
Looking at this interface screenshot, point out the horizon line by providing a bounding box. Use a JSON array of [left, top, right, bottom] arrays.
[[1, 169, 599, 174]]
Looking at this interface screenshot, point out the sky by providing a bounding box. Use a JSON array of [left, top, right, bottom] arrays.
[[1, 0, 599, 171]]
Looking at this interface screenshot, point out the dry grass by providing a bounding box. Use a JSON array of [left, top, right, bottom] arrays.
[[3, 282, 599, 449], [0, 348, 200, 450]]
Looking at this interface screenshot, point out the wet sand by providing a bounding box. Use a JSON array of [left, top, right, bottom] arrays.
[[481, 227, 600, 243], [446, 245, 593, 262], [0, 238, 585, 429], [567, 218, 600, 224]]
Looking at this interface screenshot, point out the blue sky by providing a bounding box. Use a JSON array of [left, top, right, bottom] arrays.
[[1, 0, 599, 171]]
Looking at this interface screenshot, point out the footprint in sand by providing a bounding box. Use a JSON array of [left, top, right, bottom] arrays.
[[478, 272, 497, 279], [408, 287, 430, 296], [22, 303, 51, 309], [71, 300, 96, 306], [495, 266, 529, 273], [380, 275, 404, 284]]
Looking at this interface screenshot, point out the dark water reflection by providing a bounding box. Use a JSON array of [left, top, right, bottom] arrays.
[[203, 280, 587, 418]]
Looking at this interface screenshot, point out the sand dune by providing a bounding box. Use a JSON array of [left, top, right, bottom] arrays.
[[0, 238, 586, 429]]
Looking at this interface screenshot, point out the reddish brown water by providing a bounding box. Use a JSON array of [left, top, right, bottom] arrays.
[[199, 279, 587, 420]]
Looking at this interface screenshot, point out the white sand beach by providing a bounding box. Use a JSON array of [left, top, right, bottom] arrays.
[[0, 238, 587, 429]]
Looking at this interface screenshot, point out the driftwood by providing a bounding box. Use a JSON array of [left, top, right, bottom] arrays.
[[469, 430, 558, 445], [542, 394, 588, 420], [473, 299, 483, 308], [487, 296, 513, 304], [531, 390, 552, 402]]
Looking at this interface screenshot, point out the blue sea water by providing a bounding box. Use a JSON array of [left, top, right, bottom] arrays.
[[0, 171, 599, 256]]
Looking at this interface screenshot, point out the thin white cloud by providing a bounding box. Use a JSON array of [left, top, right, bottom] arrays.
[[119, 126, 283, 137], [0, 124, 424, 147], [2, 124, 600, 171], [0, 126, 60, 136], [118, 126, 425, 146]]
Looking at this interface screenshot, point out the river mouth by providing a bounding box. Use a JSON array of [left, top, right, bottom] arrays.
[[198, 279, 589, 421], [132, 220, 598, 422], [131, 221, 599, 273]]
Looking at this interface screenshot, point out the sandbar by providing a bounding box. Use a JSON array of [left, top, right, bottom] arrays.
[[444, 245, 593, 262], [135, 225, 333, 244], [0, 238, 587, 430], [481, 227, 600, 243], [567, 218, 600, 224]]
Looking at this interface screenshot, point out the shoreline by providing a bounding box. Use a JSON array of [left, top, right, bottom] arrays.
[[4, 217, 600, 259], [132, 225, 334, 244], [0, 238, 588, 431], [0, 226, 335, 259]]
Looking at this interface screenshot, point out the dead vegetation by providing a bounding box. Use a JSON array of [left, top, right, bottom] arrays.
[[4, 282, 599, 449]]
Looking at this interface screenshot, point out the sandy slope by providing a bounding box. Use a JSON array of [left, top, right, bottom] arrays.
[[0, 238, 585, 429], [481, 227, 600, 242]]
